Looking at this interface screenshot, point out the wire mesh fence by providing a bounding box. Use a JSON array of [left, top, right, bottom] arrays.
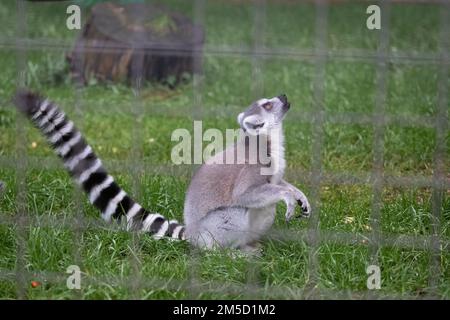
[[0, 0, 448, 299]]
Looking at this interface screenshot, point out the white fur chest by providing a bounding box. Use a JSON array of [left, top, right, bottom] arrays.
[[268, 127, 286, 184]]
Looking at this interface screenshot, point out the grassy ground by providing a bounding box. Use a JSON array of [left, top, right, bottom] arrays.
[[0, 0, 449, 299]]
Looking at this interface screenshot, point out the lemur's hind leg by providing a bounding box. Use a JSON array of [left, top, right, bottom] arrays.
[[189, 207, 276, 254], [188, 206, 252, 249], [188, 184, 298, 250]]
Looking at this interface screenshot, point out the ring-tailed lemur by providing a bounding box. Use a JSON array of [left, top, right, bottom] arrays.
[[184, 94, 311, 252], [13, 90, 311, 252]]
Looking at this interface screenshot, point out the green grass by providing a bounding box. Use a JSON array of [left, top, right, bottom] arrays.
[[0, 0, 448, 299]]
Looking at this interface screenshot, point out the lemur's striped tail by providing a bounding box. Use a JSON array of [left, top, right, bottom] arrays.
[[13, 89, 185, 241]]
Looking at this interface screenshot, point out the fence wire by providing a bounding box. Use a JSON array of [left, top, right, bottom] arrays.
[[0, 0, 449, 300]]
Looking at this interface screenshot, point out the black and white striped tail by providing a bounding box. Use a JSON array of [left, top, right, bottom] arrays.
[[13, 89, 186, 241]]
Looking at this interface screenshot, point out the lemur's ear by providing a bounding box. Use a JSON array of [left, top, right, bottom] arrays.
[[237, 112, 244, 125]]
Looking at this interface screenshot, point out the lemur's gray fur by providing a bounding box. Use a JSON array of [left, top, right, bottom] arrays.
[[13, 90, 310, 252]]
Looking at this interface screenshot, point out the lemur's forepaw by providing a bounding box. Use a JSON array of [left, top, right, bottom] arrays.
[[293, 190, 311, 218], [284, 190, 311, 222], [297, 199, 311, 218]]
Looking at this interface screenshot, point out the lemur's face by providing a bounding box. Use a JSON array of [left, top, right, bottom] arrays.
[[237, 94, 290, 136]]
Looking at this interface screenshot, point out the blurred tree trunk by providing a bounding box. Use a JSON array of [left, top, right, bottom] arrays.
[[67, 2, 204, 86]]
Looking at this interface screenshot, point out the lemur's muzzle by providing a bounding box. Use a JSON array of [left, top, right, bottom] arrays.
[[278, 94, 290, 110], [247, 122, 265, 130]]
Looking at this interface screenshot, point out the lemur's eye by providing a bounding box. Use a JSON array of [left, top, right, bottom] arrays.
[[263, 102, 273, 111]]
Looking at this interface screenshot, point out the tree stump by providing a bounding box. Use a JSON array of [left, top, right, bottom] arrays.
[[67, 2, 204, 86]]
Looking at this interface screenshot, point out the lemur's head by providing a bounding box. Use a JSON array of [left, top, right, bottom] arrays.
[[237, 94, 290, 136]]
